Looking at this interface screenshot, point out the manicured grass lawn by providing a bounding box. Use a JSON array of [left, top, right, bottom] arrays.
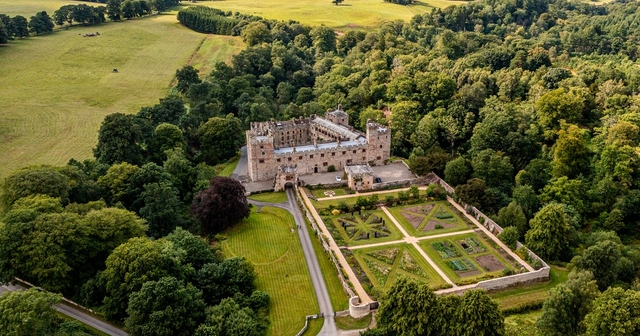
[[490, 266, 569, 310], [0, 0, 103, 16], [307, 222, 350, 311], [0, 15, 211, 179], [324, 210, 403, 246], [335, 313, 372, 330], [353, 243, 446, 290], [221, 207, 319, 336], [387, 201, 472, 237], [191, 0, 463, 30], [418, 232, 512, 285], [249, 192, 289, 203], [310, 187, 350, 199], [302, 318, 324, 335]]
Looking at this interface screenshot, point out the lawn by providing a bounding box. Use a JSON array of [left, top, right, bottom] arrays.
[[387, 201, 472, 237], [352, 244, 446, 290], [191, 0, 463, 30], [490, 266, 569, 310], [0, 0, 103, 16], [335, 313, 372, 330], [310, 187, 350, 199], [311, 190, 403, 209], [215, 155, 241, 177], [249, 192, 289, 203], [504, 310, 542, 336], [221, 207, 319, 336], [186, 34, 245, 78], [0, 15, 213, 179], [418, 232, 513, 285], [324, 210, 403, 246]]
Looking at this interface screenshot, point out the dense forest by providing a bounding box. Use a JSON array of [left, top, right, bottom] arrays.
[[4, 0, 640, 334]]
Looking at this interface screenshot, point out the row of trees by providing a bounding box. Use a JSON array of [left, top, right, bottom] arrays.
[[52, 4, 107, 27], [176, 7, 244, 35], [0, 11, 54, 42]]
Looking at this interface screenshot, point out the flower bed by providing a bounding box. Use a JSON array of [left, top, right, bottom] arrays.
[[400, 251, 429, 278], [446, 258, 477, 272], [363, 257, 392, 287], [366, 248, 399, 265]]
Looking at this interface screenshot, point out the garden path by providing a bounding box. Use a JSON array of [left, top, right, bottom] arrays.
[[347, 229, 476, 250]]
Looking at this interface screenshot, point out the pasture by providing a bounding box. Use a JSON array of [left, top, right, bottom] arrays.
[[221, 206, 319, 336], [0, 15, 233, 179], [0, 0, 102, 16], [193, 0, 463, 29]]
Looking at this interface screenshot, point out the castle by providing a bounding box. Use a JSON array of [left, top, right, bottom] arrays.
[[246, 107, 391, 183]]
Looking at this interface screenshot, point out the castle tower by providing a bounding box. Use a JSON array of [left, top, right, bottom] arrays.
[[365, 119, 391, 165], [247, 122, 277, 182], [325, 105, 349, 127]]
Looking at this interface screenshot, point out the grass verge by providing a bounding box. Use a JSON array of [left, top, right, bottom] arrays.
[[335, 313, 372, 330], [249, 192, 289, 203], [490, 265, 569, 310]]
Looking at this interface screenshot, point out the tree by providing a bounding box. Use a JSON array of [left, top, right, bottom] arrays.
[[241, 22, 271, 47], [540, 177, 587, 215], [94, 113, 145, 165], [310, 25, 336, 54], [53, 6, 74, 27], [176, 65, 201, 94], [553, 124, 590, 179], [0, 20, 8, 44], [11, 15, 29, 38], [584, 287, 640, 336], [121, 0, 136, 19], [498, 226, 519, 249], [148, 123, 187, 164], [536, 88, 585, 133], [471, 149, 514, 192], [1, 165, 70, 211], [194, 298, 266, 336], [196, 257, 257, 305], [97, 162, 141, 205], [525, 203, 577, 261], [125, 277, 206, 336], [191, 177, 249, 234], [0, 288, 62, 336], [496, 202, 527, 238], [515, 158, 551, 192], [102, 237, 186, 322], [196, 114, 243, 165], [455, 178, 486, 209], [444, 156, 472, 186], [28, 12, 54, 35], [107, 0, 123, 21], [139, 182, 185, 239], [537, 271, 600, 336], [455, 290, 504, 336], [165, 227, 220, 272], [570, 239, 623, 290], [511, 185, 540, 220], [137, 95, 187, 127]]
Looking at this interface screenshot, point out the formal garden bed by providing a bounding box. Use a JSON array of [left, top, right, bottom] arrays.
[[388, 201, 473, 237], [419, 232, 517, 285], [349, 244, 447, 293], [322, 210, 403, 246]]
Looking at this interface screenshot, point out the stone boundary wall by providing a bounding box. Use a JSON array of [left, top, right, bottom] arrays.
[[295, 186, 356, 299], [295, 314, 320, 336], [372, 178, 414, 190]]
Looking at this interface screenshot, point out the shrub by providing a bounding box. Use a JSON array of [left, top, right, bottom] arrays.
[[501, 268, 514, 276], [328, 165, 336, 172], [331, 209, 341, 216], [498, 226, 520, 250]]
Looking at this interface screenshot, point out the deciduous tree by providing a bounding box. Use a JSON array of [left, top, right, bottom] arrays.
[[525, 203, 577, 261], [0, 288, 62, 336]]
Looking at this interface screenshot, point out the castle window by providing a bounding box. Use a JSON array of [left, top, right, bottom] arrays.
[[347, 159, 352, 163], [288, 158, 292, 161], [377, 156, 381, 160], [353, 150, 356, 154], [310, 155, 314, 158], [332, 152, 335, 156], [380, 145, 383, 148], [342, 151, 346, 155], [277, 159, 281, 162], [262, 152, 265, 155], [362, 156, 366, 160], [362, 149, 366, 153], [259, 159, 264, 163], [299, 156, 303, 159], [323, 162, 328, 166], [321, 154, 325, 158], [260, 145, 264, 149]]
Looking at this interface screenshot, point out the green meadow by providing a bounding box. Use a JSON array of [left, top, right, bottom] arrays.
[[0, 0, 102, 16]]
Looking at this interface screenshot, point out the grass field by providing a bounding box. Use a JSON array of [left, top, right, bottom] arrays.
[[249, 192, 289, 203], [504, 310, 542, 336], [310, 187, 350, 198], [187, 34, 244, 78], [0, 0, 103, 16], [0, 14, 243, 179], [335, 313, 372, 330], [192, 0, 462, 29], [221, 207, 319, 336], [490, 266, 569, 310]]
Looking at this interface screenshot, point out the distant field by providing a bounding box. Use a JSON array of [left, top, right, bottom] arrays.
[[0, 15, 217, 179], [187, 34, 244, 77], [192, 0, 463, 30], [221, 207, 319, 336], [0, 0, 102, 16]]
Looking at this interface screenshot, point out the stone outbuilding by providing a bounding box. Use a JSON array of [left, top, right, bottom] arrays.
[[344, 164, 374, 191], [274, 165, 298, 191]]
